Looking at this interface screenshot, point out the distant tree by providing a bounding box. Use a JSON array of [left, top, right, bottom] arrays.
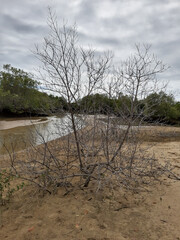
[[0, 64, 38, 94], [0, 64, 67, 115], [48, 95, 68, 112], [145, 91, 180, 121], [113, 94, 131, 117], [175, 101, 180, 114], [78, 93, 115, 114]]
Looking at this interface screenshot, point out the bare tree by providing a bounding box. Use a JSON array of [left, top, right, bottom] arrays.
[[92, 44, 170, 189], [7, 11, 178, 194], [9, 8, 110, 192]]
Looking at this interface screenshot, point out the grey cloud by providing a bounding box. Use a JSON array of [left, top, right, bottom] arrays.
[[79, 31, 121, 47], [76, 0, 97, 20], [143, 0, 177, 7], [0, 49, 37, 72], [2, 14, 46, 34], [96, 36, 121, 46], [0, 0, 179, 99]]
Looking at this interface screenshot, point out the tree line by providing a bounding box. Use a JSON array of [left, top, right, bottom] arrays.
[[0, 64, 180, 124], [76, 92, 180, 124], [0, 64, 67, 116]]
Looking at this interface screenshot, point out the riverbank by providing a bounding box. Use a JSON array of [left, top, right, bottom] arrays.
[[0, 117, 49, 131], [0, 126, 180, 240], [0, 115, 69, 155]]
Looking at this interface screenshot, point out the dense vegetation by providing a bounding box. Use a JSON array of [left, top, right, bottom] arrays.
[[0, 64, 180, 123], [74, 92, 180, 124], [0, 64, 67, 116]]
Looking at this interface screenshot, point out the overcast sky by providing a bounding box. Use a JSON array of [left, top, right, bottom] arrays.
[[1, 0, 180, 99]]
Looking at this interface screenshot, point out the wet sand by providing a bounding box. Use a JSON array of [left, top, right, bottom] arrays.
[[0, 118, 49, 131]]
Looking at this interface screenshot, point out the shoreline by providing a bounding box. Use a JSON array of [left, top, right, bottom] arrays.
[[0, 118, 50, 131]]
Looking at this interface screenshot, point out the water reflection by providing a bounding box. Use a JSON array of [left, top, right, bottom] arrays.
[[0, 115, 79, 156]]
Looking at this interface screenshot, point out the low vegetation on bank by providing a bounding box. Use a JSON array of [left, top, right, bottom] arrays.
[[0, 64, 180, 125]]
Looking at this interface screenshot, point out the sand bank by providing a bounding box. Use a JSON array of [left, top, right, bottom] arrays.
[[0, 118, 49, 130]]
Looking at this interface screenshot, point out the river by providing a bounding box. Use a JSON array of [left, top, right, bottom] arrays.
[[0, 115, 78, 156]]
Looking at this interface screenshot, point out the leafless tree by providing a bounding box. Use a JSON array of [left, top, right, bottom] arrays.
[[6, 9, 111, 192], [95, 44, 169, 189], [35, 8, 111, 172], [7, 10, 178, 194]]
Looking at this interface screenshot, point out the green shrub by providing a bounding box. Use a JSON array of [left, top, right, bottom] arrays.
[[0, 170, 24, 205]]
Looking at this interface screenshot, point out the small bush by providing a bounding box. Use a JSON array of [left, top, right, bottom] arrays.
[[0, 169, 24, 205]]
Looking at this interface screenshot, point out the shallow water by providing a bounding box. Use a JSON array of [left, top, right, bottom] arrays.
[[0, 115, 76, 155]]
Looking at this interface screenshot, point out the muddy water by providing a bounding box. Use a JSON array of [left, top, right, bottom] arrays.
[[0, 115, 73, 155]]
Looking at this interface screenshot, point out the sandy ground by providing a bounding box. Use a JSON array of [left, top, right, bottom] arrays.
[[0, 128, 180, 240], [0, 118, 49, 130]]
